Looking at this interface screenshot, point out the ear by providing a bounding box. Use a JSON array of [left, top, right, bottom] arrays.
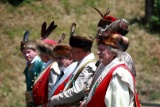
[[33, 49, 37, 53], [69, 58, 73, 63], [78, 48, 82, 53], [112, 51, 117, 58]]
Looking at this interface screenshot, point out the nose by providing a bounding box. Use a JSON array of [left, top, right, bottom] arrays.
[[97, 50, 100, 55], [25, 53, 29, 57], [56, 58, 61, 62]]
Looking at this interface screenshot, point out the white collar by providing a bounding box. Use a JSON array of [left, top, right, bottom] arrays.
[[27, 55, 39, 65]]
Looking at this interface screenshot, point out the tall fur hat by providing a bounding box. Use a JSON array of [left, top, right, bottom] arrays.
[[92, 6, 129, 36], [36, 21, 58, 58], [96, 18, 129, 51], [37, 39, 57, 58], [97, 32, 129, 51], [20, 31, 37, 51], [92, 7, 129, 51], [69, 23, 94, 49], [53, 44, 71, 58]]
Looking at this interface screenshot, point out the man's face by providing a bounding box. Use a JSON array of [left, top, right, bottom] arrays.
[[97, 44, 115, 65], [39, 53, 49, 63], [22, 48, 37, 63], [70, 47, 80, 61]]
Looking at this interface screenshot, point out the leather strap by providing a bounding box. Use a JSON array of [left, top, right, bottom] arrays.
[[66, 59, 95, 90]]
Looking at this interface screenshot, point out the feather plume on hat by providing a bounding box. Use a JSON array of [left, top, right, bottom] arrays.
[[52, 33, 68, 58], [70, 23, 76, 37], [104, 18, 129, 36], [37, 21, 58, 58], [58, 33, 66, 44], [69, 23, 94, 49], [20, 30, 36, 51], [92, 6, 129, 36], [40, 21, 57, 40]]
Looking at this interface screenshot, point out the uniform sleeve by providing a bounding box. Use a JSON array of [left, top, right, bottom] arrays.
[[34, 60, 45, 76], [50, 62, 96, 106], [105, 75, 130, 107], [40, 62, 46, 72]]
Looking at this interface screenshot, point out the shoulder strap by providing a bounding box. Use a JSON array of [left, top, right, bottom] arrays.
[[66, 59, 95, 90]]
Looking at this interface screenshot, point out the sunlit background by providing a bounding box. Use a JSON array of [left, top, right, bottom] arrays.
[[0, 0, 160, 106]]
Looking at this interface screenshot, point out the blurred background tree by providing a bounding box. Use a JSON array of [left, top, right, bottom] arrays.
[[145, 0, 160, 32]]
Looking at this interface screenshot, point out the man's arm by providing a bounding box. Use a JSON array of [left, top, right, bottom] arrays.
[[50, 63, 95, 106]]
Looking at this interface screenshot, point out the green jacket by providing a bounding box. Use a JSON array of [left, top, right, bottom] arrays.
[[23, 56, 45, 91]]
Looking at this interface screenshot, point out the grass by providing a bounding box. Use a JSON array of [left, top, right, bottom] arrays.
[[0, 0, 160, 106]]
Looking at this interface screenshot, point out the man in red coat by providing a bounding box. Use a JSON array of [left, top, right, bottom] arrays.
[[32, 39, 60, 107], [81, 8, 140, 106]]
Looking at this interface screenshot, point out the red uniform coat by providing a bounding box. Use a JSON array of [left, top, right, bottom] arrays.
[[32, 61, 60, 106], [50, 62, 78, 96], [32, 64, 51, 106], [53, 74, 71, 95], [86, 64, 141, 107]]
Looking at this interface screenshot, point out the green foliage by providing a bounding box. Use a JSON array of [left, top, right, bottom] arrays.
[[60, 0, 71, 15], [5, 28, 21, 38], [8, 0, 24, 6], [22, 0, 33, 4], [83, 0, 99, 7], [150, 0, 160, 32], [6, 4, 17, 12], [151, 57, 159, 65], [149, 92, 160, 101], [143, 79, 151, 84]]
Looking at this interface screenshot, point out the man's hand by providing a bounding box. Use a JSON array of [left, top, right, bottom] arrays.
[[79, 101, 85, 107]]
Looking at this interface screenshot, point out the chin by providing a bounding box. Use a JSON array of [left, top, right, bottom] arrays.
[[98, 59, 103, 63], [28, 59, 32, 62]]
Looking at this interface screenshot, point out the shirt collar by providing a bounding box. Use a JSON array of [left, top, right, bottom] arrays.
[[26, 55, 39, 65]]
